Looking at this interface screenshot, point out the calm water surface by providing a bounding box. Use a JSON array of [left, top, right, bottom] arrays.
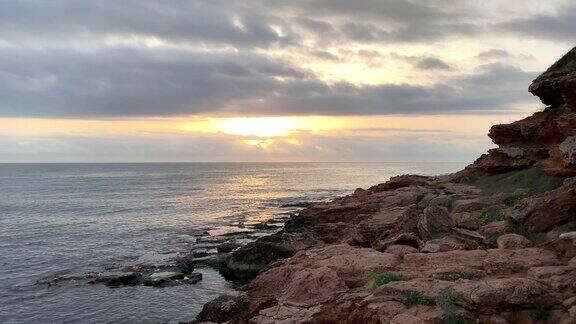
[[0, 162, 464, 323]]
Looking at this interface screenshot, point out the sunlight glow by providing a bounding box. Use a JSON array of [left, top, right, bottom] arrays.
[[217, 117, 299, 137], [243, 139, 275, 148]]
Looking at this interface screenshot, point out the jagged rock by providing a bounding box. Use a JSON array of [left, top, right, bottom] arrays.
[[529, 47, 576, 108], [451, 212, 480, 230], [101, 272, 142, 287], [452, 228, 484, 249], [500, 147, 524, 159], [175, 254, 195, 274], [421, 236, 465, 253], [511, 177, 576, 232], [368, 175, 431, 192], [560, 231, 576, 245], [497, 234, 530, 249], [385, 244, 418, 256], [142, 271, 201, 287], [417, 205, 454, 240], [560, 136, 576, 165], [479, 221, 509, 236], [374, 233, 421, 252], [452, 278, 560, 309], [196, 293, 250, 323], [217, 242, 241, 253]]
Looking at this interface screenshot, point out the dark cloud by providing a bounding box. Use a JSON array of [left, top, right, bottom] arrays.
[[0, 0, 297, 48], [0, 44, 537, 117], [497, 3, 576, 42], [414, 57, 453, 70], [477, 49, 512, 60]]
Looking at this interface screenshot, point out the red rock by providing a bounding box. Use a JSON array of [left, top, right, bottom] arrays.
[[496, 233, 530, 249]]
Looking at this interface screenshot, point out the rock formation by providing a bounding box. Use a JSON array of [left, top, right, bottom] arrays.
[[196, 47, 576, 323]]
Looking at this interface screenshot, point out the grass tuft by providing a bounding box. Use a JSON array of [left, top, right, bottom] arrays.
[[402, 292, 436, 308], [366, 273, 405, 293], [476, 210, 505, 225], [435, 272, 475, 281], [441, 288, 469, 324]]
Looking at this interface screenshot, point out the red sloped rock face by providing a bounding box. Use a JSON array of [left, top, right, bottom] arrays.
[[453, 47, 576, 181]]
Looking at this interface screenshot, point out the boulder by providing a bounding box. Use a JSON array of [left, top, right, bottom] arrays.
[[103, 272, 142, 287], [196, 293, 250, 323], [452, 278, 560, 309], [175, 254, 195, 274], [451, 212, 480, 230], [374, 233, 421, 252], [217, 242, 241, 253], [143, 271, 185, 287], [417, 205, 454, 240], [421, 237, 465, 253], [497, 234, 530, 249], [511, 177, 576, 232], [479, 221, 509, 236], [385, 244, 418, 256]]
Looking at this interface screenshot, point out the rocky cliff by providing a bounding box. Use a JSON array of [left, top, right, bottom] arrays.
[[196, 48, 576, 324]]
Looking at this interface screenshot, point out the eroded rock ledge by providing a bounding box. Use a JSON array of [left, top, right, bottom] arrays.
[[196, 48, 576, 323]]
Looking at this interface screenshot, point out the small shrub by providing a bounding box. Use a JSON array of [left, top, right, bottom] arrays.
[[441, 288, 468, 324], [477, 210, 505, 225], [435, 272, 475, 281], [402, 292, 436, 308], [503, 194, 524, 206], [530, 305, 550, 320], [366, 273, 405, 293], [482, 232, 501, 249], [507, 218, 528, 237]]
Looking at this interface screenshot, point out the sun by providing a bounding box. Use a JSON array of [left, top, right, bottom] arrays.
[[216, 117, 299, 138]]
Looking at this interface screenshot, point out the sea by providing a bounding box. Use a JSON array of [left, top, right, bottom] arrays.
[[0, 162, 465, 323]]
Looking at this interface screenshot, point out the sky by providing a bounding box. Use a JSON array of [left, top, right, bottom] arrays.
[[0, 0, 574, 162]]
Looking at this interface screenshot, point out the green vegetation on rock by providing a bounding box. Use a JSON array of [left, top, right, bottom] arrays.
[[476, 210, 505, 224], [435, 272, 475, 281], [366, 273, 405, 293], [441, 288, 469, 324], [470, 167, 562, 197], [402, 292, 436, 308]]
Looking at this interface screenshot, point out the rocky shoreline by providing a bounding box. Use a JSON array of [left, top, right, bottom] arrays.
[[195, 48, 576, 323]]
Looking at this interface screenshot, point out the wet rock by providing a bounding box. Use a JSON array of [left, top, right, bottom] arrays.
[[98, 272, 142, 287], [219, 233, 312, 280], [217, 242, 241, 253], [175, 254, 195, 274], [497, 234, 530, 249], [143, 271, 185, 287], [196, 293, 250, 323]]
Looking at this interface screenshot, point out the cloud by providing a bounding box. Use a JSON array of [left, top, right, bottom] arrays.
[[414, 57, 453, 70], [0, 131, 487, 163], [497, 3, 576, 42], [0, 44, 538, 117]]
